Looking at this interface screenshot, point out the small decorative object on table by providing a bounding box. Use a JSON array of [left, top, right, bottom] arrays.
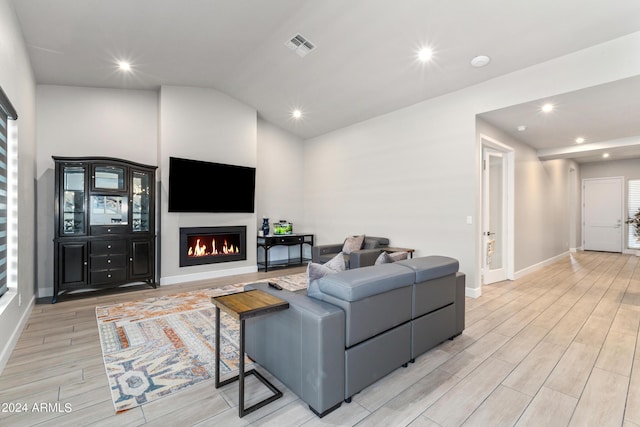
[[262, 217, 270, 236], [273, 220, 293, 235]]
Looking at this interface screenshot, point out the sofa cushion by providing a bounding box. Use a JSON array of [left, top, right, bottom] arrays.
[[316, 263, 414, 302], [396, 256, 459, 282], [342, 234, 365, 254], [374, 251, 408, 265]]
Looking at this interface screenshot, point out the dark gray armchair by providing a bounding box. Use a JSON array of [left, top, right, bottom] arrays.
[[311, 236, 389, 269]]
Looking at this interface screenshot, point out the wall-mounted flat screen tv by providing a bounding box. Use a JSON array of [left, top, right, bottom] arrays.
[[168, 157, 256, 213]]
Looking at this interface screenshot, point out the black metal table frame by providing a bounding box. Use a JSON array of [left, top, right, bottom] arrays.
[[257, 233, 314, 272], [214, 307, 283, 417]]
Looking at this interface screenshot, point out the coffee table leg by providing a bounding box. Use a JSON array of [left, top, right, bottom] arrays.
[[239, 319, 245, 417], [215, 307, 221, 388]]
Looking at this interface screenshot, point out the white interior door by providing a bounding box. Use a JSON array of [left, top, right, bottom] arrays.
[[583, 177, 623, 252], [483, 149, 507, 284]]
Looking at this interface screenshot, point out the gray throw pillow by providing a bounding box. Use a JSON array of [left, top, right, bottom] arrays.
[[374, 251, 409, 265], [342, 234, 365, 254]]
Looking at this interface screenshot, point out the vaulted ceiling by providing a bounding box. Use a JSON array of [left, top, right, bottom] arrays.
[[11, 0, 640, 160]]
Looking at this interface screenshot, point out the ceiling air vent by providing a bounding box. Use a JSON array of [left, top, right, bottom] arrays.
[[285, 33, 316, 58]]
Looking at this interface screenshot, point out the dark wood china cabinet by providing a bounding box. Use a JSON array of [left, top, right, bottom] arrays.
[[52, 157, 157, 303]]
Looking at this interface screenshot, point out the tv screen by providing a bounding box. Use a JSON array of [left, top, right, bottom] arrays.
[[168, 157, 256, 213]]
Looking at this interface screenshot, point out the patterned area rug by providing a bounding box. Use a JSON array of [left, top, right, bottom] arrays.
[[96, 273, 307, 413]]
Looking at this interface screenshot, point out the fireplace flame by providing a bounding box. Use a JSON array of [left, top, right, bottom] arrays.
[[187, 237, 239, 257]]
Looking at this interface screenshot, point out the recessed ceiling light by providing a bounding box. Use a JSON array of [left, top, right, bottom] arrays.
[[417, 46, 433, 63], [541, 103, 554, 113], [118, 61, 131, 71], [603, 153, 610, 158], [292, 109, 302, 119], [517, 125, 527, 132], [541, 104, 553, 113], [470, 55, 491, 68], [575, 137, 585, 144]]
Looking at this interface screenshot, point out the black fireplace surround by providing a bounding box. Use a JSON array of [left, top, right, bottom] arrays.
[[180, 226, 247, 267]]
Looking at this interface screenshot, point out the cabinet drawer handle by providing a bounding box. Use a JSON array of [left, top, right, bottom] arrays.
[[84, 261, 88, 265], [107, 245, 112, 249], [130, 258, 133, 262], [107, 228, 111, 232], [107, 259, 111, 263], [107, 274, 112, 278]]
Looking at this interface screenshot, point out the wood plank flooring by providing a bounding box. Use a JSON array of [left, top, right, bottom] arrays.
[[1, 251, 639, 426]]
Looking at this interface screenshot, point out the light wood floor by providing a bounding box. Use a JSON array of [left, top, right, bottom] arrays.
[[1, 251, 639, 426]]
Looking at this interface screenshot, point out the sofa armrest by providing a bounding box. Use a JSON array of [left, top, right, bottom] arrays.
[[244, 283, 346, 415], [349, 249, 383, 269], [312, 243, 344, 263]]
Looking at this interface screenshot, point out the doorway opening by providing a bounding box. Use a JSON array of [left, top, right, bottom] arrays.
[[480, 135, 515, 288]]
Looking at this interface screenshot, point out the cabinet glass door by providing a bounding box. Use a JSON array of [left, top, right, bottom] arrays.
[[89, 195, 128, 225], [62, 166, 86, 235], [93, 165, 125, 191], [132, 171, 151, 232]]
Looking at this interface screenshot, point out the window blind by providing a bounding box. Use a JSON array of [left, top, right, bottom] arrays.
[[629, 179, 640, 250], [0, 87, 17, 299]]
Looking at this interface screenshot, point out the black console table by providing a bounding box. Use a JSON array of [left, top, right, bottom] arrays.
[[257, 234, 314, 272]]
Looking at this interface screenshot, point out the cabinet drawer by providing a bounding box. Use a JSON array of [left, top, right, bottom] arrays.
[[91, 240, 126, 254], [274, 235, 303, 244], [91, 225, 128, 236], [91, 254, 126, 270], [90, 269, 126, 284]]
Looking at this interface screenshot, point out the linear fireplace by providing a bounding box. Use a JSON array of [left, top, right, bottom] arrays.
[[179, 226, 247, 267]]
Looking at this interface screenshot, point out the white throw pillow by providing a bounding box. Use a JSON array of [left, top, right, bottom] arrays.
[[306, 252, 346, 287], [325, 251, 347, 272]]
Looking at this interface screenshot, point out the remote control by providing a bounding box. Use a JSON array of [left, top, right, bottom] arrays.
[[268, 282, 283, 290]]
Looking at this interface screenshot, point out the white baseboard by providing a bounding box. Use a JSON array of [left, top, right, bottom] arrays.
[[39, 286, 54, 298], [0, 293, 35, 375], [466, 287, 482, 298], [570, 247, 578, 253], [160, 265, 258, 286], [514, 251, 570, 280]]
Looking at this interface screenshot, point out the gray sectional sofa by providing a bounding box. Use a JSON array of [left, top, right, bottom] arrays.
[[245, 255, 465, 417], [311, 236, 389, 269]]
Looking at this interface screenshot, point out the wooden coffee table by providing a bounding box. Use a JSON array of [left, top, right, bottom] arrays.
[[210, 289, 289, 417]]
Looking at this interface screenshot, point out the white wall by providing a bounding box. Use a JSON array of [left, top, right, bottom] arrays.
[[303, 31, 640, 295], [35, 85, 158, 175], [158, 86, 258, 284], [580, 158, 640, 250], [256, 118, 305, 261], [35, 85, 158, 297], [0, 0, 37, 372]]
